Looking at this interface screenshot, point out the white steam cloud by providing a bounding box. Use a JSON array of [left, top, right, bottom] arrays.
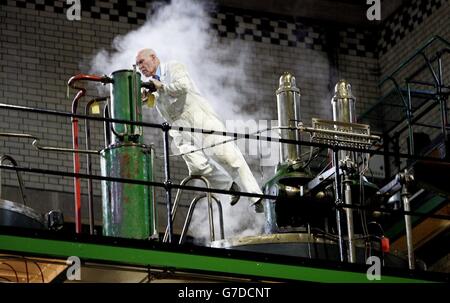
[[90, 0, 257, 121], [90, 0, 265, 243]]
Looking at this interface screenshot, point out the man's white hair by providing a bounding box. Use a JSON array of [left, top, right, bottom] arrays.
[[137, 48, 157, 58]]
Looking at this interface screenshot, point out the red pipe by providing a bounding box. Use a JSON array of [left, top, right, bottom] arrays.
[[67, 74, 111, 233]]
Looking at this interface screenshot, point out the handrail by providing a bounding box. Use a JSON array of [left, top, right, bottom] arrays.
[[0, 155, 28, 206], [379, 35, 450, 87], [360, 36, 450, 175], [163, 175, 215, 243], [178, 194, 225, 245]]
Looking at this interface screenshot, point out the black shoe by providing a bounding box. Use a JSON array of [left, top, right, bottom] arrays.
[[252, 198, 264, 213], [229, 182, 241, 206]]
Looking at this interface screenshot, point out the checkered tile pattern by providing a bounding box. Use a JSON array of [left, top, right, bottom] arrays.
[[339, 28, 378, 58], [378, 0, 445, 55], [210, 10, 378, 56], [8, 0, 148, 24], [10, 0, 66, 15], [84, 0, 149, 25], [2, 0, 390, 57], [211, 12, 326, 51]]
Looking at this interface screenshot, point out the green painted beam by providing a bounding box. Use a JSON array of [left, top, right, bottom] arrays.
[[0, 234, 431, 283]]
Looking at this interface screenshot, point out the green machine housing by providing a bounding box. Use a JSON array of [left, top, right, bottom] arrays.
[[100, 69, 156, 240]]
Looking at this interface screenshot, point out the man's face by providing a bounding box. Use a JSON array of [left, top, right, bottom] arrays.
[[136, 52, 158, 77]]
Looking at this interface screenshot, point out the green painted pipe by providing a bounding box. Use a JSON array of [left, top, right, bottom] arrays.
[[101, 143, 153, 239], [101, 69, 154, 240], [109, 70, 143, 144]]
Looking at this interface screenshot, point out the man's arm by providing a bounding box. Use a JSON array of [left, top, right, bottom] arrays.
[[153, 62, 190, 97]]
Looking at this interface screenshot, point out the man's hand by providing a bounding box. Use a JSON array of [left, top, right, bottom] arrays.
[[151, 78, 164, 91]]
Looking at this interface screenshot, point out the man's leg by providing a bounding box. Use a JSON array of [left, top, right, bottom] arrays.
[[182, 153, 233, 192], [208, 140, 263, 204], [170, 129, 233, 191]]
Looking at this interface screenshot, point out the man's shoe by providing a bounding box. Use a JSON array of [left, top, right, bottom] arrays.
[[229, 182, 241, 206]]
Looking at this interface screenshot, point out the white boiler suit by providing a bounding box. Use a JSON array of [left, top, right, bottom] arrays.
[[148, 61, 262, 203]]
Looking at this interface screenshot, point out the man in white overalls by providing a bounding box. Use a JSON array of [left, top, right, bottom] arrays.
[[136, 49, 263, 208]]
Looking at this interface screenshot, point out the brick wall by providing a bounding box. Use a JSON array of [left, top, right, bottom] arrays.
[[1, 0, 448, 236]]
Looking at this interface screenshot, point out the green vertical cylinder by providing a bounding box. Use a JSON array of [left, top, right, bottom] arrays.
[[110, 70, 143, 144], [101, 69, 154, 240], [100, 143, 154, 239]]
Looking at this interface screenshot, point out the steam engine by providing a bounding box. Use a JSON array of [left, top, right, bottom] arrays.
[[212, 74, 409, 268]]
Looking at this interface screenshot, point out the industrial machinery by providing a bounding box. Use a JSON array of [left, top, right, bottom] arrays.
[[66, 68, 158, 239], [259, 73, 314, 232], [211, 75, 411, 267], [0, 155, 63, 231], [2, 37, 449, 282], [85, 70, 393, 267], [0, 75, 156, 240], [99, 69, 156, 240]]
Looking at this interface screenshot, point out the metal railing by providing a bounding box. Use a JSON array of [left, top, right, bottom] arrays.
[[360, 36, 450, 179]]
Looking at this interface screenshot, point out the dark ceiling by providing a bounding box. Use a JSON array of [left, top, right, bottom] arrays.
[[211, 0, 407, 25]]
